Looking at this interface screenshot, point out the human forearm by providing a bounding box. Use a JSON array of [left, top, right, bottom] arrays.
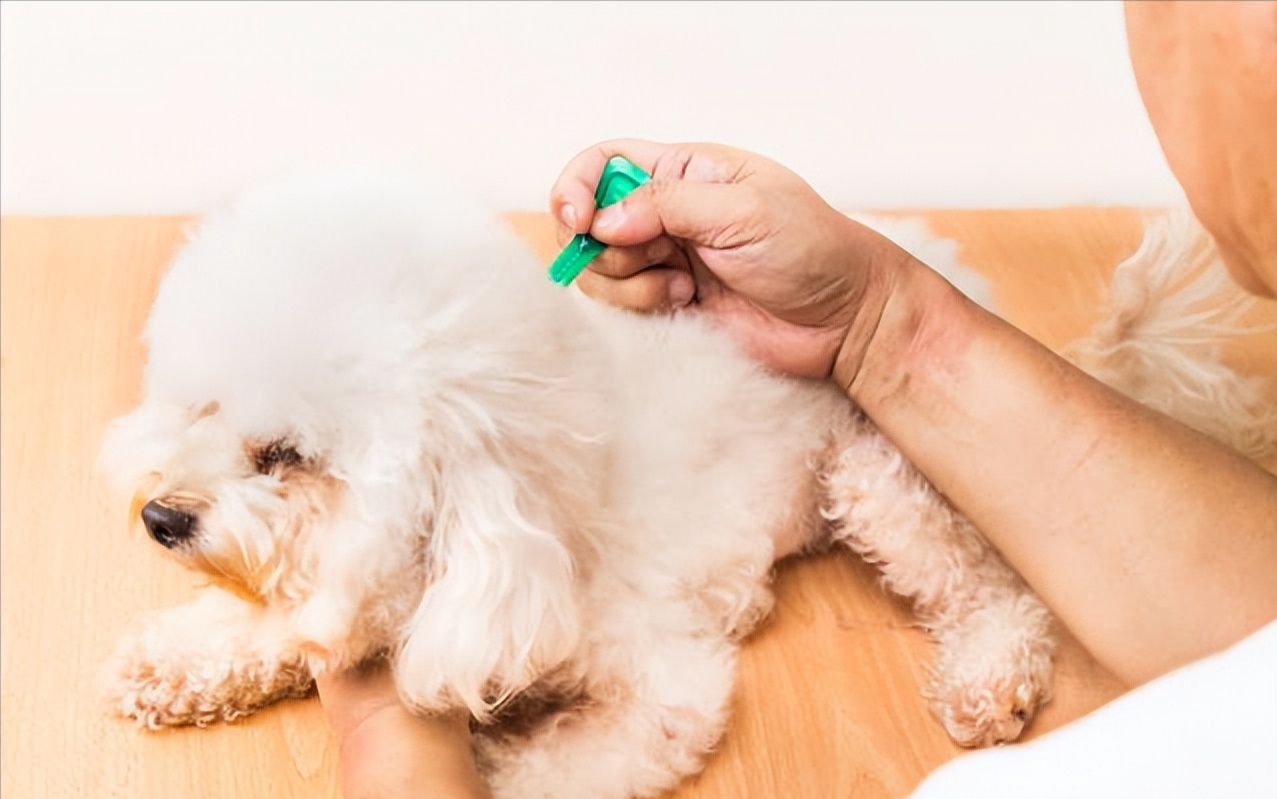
[[842, 253, 1277, 685]]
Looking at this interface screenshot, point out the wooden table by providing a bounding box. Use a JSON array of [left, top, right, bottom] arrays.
[[3, 209, 1272, 798]]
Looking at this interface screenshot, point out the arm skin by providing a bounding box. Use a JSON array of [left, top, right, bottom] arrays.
[[316, 662, 492, 799], [849, 0, 1277, 684], [838, 241, 1277, 686]]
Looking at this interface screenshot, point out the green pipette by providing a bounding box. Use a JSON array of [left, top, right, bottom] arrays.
[[547, 156, 651, 286]]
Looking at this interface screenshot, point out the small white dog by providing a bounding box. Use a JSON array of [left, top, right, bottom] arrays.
[[100, 171, 1273, 799]]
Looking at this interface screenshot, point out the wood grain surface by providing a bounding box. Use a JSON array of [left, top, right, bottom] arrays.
[[2, 209, 1273, 799]]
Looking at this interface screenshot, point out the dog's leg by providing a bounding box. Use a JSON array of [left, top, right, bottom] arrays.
[[919, 568, 1056, 747], [476, 619, 735, 799], [822, 413, 1055, 747], [104, 587, 313, 728]]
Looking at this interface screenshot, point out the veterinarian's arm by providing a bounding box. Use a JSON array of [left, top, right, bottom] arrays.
[[550, 139, 1277, 687], [897, 0, 1277, 685], [844, 254, 1277, 687], [317, 662, 492, 799]]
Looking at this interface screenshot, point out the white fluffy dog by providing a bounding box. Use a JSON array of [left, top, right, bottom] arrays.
[[100, 171, 1273, 799]]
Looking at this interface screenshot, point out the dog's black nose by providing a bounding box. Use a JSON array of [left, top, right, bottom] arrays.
[[140, 501, 195, 549]]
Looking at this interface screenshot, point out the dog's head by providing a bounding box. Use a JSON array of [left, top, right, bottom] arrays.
[[99, 170, 612, 716], [103, 400, 338, 595], [97, 306, 444, 674]]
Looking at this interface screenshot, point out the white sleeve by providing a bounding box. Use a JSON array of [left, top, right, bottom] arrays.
[[908, 618, 1277, 799]]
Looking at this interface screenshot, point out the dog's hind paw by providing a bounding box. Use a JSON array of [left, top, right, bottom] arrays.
[[927, 668, 1050, 747], [925, 624, 1055, 748], [924, 595, 1057, 747]]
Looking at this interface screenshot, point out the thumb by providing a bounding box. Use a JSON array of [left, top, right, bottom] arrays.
[[591, 180, 764, 251]]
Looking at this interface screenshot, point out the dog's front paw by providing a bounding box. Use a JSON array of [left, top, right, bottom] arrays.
[[106, 634, 312, 728], [104, 590, 314, 729]]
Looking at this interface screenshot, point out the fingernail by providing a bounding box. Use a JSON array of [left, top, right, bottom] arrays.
[[560, 204, 578, 233], [594, 203, 623, 232], [668, 271, 695, 307]]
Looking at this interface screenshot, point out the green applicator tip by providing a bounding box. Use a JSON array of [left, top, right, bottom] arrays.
[[547, 156, 651, 286]]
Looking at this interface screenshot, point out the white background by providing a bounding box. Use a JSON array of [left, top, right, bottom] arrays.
[[0, 0, 1185, 215]]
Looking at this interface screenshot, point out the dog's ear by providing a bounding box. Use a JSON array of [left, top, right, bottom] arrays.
[[395, 446, 581, 721]]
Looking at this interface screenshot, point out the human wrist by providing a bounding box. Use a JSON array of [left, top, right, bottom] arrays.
[[834, 249, 974, 408], [827, 231, 918, 394]]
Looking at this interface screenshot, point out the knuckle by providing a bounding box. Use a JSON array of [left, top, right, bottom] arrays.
[[620, 272, 669, 312], [577, 268, 666, 314]]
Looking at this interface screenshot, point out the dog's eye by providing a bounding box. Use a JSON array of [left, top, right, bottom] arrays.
[[253, 440, 303, 473]]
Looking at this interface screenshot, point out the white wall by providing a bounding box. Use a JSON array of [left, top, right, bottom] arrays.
[[0, 0, 1185, 215]]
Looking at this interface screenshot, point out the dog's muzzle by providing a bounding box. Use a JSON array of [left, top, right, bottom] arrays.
[[141, 500, 195, 549]]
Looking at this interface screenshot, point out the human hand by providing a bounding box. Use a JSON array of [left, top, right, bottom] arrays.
[[550, 139, 911, 382], [317, 660, 492, 799]]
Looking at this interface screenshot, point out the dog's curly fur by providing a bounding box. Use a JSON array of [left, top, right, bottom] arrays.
[[98, 172, 1273, 798]]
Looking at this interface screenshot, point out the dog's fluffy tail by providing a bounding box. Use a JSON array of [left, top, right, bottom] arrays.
[[1063, 210, 1277, 461]]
